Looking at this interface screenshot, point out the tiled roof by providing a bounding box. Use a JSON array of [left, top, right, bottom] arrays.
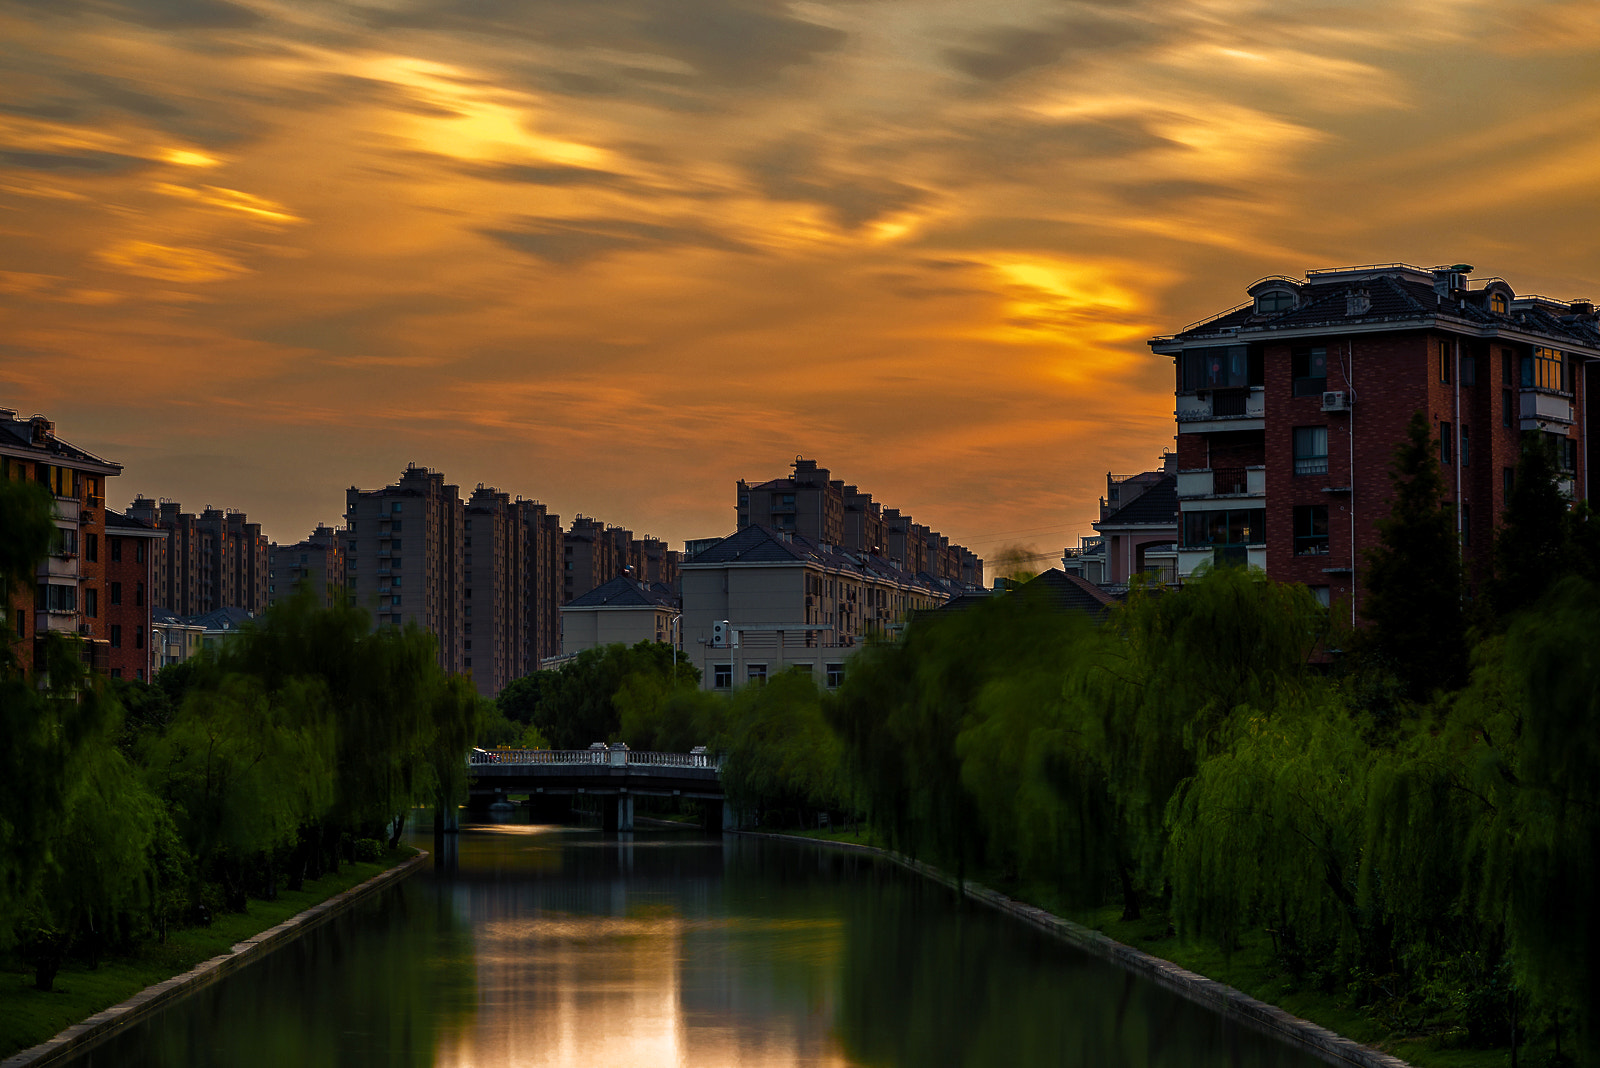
[[1018, 569, 1118, 619], [0, 417, 121, 471], [564, 574, 678, 609], [686, 524, 952, 594], [1167, 271, 1600, 350], [187, 606, 254, 630], [1098, 475, 1177, 528]]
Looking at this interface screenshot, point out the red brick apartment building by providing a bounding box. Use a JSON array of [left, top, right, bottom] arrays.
[[1, 409, 162, 678], [1149, 263, 1598, 618]]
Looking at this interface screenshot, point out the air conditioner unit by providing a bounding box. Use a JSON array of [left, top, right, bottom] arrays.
[[1321, 390, 1351, 412], [78, 624, 91, 636], [712, 620, 733, 649]]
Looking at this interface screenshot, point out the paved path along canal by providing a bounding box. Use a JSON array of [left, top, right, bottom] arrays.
[[68, 817, 1331, 1067]]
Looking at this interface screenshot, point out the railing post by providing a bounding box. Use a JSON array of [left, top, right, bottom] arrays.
[[609, 742, 629, 767]]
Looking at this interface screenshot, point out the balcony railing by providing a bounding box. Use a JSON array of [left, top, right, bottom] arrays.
[[1176, 388, 1265, 424]]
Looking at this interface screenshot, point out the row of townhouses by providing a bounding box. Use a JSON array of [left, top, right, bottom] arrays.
[[1064, 262, 1598, 616]]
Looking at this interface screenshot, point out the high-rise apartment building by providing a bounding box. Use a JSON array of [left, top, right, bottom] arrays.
[[464, 485, 525, 696], [515, 499, 564, 671], [128, 497, 269, 615], [268, 524, 346, 607], [1150, 262, 1597, 614], [737, 458, 983, 587], [346, 465, 466, 674]]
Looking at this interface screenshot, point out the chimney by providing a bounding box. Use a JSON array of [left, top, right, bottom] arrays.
[[1345, 286, 1371, 316], [29, 415, 54, 445]]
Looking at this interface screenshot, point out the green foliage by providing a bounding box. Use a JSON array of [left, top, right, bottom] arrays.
[[507, 641, 700, 749], [1491, 434, 1600, 624], [719, 669, 841, 821], [1361, 412, 1466, 700]]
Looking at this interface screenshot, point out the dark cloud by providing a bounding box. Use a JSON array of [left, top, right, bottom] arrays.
[[945, 11, 1158, 81], [459, 162, 629, 187], [368, 0, 846, 95], [0, 149, 152, 173], [746, 139, 927, 230], [965, 116, 1176, 173], [64, 71, 186, 118], [1116, 179, 1244, 207], [634, 3, 846, 87], [481, 216, 753, 264], [3, 0, 261, 28]]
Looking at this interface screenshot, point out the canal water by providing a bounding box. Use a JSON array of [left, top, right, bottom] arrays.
[[73, 817, 1328, 1067]]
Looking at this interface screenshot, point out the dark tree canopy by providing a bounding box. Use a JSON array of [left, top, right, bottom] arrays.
[[1361, 411, 1466, 699]]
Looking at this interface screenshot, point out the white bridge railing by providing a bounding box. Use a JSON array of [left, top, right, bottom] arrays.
[[469, 744, 721, 771]]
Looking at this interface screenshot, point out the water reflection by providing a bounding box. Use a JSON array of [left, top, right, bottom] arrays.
[[74, 818, 1325, 1067]]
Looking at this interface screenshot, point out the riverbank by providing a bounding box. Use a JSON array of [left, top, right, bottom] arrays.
[[0, 849, 428, 1066], [737, 828, 1426, 1068]]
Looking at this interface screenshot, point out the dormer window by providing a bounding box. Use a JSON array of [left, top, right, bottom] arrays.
[[1256, 290, 1295, 314], [1490, 292, 1508, 314]]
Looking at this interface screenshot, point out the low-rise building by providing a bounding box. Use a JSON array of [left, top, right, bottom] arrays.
[[559, 573, 680, 656], [681, 524, 948, 691]]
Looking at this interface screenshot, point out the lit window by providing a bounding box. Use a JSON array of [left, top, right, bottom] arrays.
[[1490, 292, 1508, 314]]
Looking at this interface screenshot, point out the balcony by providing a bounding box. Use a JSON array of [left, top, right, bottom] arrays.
[[1521, 389, 1574, 428], [1175, 387, 1265, 429], [38, 554, 79, 580], [1176, 466, 1265, 499]]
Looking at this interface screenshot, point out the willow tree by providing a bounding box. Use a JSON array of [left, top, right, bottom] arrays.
[[1086, 567, 1324, 889]]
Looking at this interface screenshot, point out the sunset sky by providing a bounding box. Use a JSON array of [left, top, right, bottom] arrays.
[[4, 0, 1600, 562]]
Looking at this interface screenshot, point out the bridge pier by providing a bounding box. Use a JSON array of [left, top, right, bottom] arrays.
[[600, 794, 635, 833]]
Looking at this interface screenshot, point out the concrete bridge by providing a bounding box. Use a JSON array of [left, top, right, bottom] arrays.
[[467, 744, 727, 831]]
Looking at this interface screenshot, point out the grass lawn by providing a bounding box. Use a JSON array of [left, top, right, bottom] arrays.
[[0, 849, 417, 1060]]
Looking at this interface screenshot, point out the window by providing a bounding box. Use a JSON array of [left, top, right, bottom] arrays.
[[465, 587, 472, 599], [136, 669, 144, 682], [37, 583, 77, 612], [392, 502, 403, 513], [1559, 435, 1578, 473], [110, 624, 122, 648], [111, 668, 122, 679], [826, 663, 845, 688], [1181, 508, 1266, 548], [111, 538, 122, 562], [1525, 348, 1566, 391], [1502, 389, 1514, 428], [1439, 341, 1451, 383], [390, 539, 402, 551], [85, 532, 97, 562], [1293, 426, 1329, 476], [1440, 421, 1452, 465], [1256, 290, 1295, 314], [1307, 585, 1331, 608], [1504, 467, 1515, 498], [85, 588, 97, 618], [464, 657, 472, 669], [111, 581, 122, 605], [1502, 349, 1515, 387], [136, 581, 145, 606], [49, 527, 78, 556], [747, 663, 768, 683], [1294, 505, 1329, 555], [1291, 346, 1327, 397], [391, 576, 401, 586], [713, 664, 733, 689], [391, 594, 402, 606], [390, 557, 401, 569], [1490, 292, 1508, 314], [464, 555, 472, 567], [1179, 344, 1256, 391], [135, 626, 144, 649], [1461, 503, 1470, 545], [464, 605, 472, 617], [1460, 353, 1476, 386], [136, 541, 145, 563], [465, 640, 472, 652], [1460, 425, 1469, 467]]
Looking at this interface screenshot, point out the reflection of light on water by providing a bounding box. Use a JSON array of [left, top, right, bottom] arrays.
[[433, 905, 852, 1068]]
